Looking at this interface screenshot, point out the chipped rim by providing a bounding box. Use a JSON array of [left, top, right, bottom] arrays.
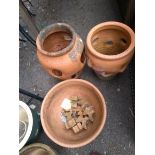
[[41, 79, 107, 148], [86, 21, 135, 60], [36, 23, 76, 57]]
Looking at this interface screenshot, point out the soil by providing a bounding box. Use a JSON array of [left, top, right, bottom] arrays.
[[43, 32, 72, 52]]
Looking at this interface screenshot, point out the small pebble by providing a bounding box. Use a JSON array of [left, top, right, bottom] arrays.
[[129, 142, 131, 148], [119, 122, 122, 125], [27, 6, 30, 10], [27, 62, 31, 66], [60, 113, 67, 123], [104, 151, 107, 155], [117, 88, 120, 92], [101, 139, 104, 144], [29, 104, 36, 109]]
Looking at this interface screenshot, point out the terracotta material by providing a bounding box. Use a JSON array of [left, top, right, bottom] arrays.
[[36, 23, 85, 80], [41, 79, 107, 148], [86, 21, 135, 79]]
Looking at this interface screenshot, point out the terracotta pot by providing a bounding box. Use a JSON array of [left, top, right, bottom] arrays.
[[86, 21, 135, 79], [41, 79, 107, 148], [36, 23, 85, 80], [19, 143, 57, 155]]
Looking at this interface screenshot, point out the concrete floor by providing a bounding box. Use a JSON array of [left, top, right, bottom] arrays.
[[19, 0, 135, 154]]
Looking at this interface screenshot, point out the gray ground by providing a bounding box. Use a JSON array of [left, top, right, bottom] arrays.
[[19, 0, 135, 154]]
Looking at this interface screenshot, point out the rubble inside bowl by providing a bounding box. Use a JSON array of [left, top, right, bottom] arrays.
[[61, 96, 95, 133]]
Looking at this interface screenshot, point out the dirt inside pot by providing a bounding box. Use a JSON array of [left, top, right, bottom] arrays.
[[91, 28, 131, 55], [43, 31, 72, 52]]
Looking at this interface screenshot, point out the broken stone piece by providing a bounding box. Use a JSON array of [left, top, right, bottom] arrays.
[[84, 107, 95, 115], [60, 112, 67, 123], [81, 102, 89, 109], [65, 111, 72, 121], [72, 111, 77, 118], [77, 111, 83, 117], [72, 106, 82, 112], [72, 125, 80, 133], [82, 117, 89, 129], [61, 98, 71, 111], [78, 99, 87, 105], [71, 102, 78, 108], [70, 96, 79, 101], [75, 116, 83, 123], [77, 122, 83, 130], [65, 122, 70, 129], [65, 118, 76, 129], [88, 113, 94, 122]]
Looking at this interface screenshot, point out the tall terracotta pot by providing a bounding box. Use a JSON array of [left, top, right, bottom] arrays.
[[36, 23, 85, 80], [86, 21, 135, 79]]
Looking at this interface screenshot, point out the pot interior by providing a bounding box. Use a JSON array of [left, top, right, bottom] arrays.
[[19, 106, 29, 143], [91, 25, 131, 55], [41, 80, 106, 147], [43, 25, 73, 53]]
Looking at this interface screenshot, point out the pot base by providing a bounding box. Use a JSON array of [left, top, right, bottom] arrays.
[[94, 71, 117, 80]]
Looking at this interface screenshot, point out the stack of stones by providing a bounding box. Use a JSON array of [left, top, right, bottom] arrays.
[[61, 96, 95, 133]]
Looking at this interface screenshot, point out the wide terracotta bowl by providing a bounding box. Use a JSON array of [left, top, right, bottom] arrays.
[[41, 79, 107, 148]]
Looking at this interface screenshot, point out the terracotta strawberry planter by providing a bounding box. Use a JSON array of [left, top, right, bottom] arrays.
[[36, 23, 85, 80], [86, 21, 135, 79], [41, 79, 107, 148]]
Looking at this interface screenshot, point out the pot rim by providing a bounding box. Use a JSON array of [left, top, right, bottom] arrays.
[[36, 23, 76, 57], [86, 21, 135, 60], [19, 143, 57, 154], [40, 79, 107, 148], [19, 101, 33, 150]]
